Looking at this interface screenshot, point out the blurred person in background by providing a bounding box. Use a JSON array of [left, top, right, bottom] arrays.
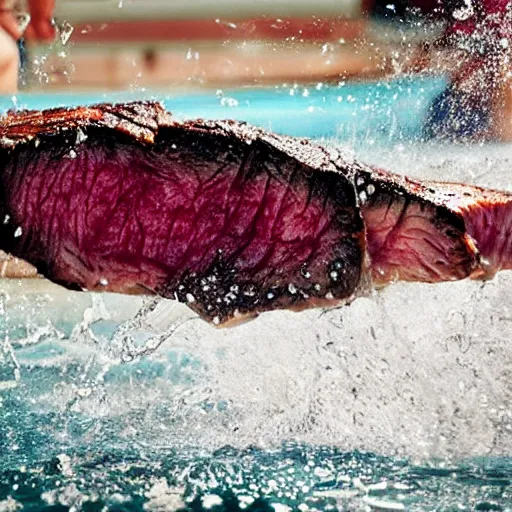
[[1, 0, 512, 142], [373, 0, 512, 141], [421, 0, 512, 142], [0, 0, 55, 93]]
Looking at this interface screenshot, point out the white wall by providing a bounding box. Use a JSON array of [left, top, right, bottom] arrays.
[[54, 0, 364, 22]]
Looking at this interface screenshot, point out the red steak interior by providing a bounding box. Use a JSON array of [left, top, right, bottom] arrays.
[[0, 121, 364, 325], [352, 169, 478, 285]]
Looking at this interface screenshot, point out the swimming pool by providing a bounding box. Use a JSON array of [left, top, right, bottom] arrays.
[[1, 75, 448, 142], [0, 78, 511, 511]]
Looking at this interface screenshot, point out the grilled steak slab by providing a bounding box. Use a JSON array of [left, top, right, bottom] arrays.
[[0, 101, 509, 325]]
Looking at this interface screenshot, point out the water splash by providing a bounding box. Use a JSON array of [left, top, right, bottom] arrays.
[[56, 20, 74, 46], [0, 443, 510, 511], [28, 20, 76, 87], [215, 19, 238, 30], [452, 0, 474, 21], [0, 338, 20, 390], [1, 142, 512, 508]]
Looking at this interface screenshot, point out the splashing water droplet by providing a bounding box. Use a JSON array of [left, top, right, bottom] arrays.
[[76, 128, 88, 144], [56, 20, 74, 46], [0, 339, 20, 390], [215, 19, 237, 29], [220, 97, 239, 108], [321, 43, 335, 65], [452, 0, 474, 21]]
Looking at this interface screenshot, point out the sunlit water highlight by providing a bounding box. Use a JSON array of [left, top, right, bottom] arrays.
[[0, 81, 511, 510]]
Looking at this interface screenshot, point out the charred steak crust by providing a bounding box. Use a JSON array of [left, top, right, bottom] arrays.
[[0, 101, 167, 147], [0, 101, 365, 325]]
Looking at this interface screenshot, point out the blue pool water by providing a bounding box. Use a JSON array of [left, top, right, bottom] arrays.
[[1, 76, 448, 141], [0, 78, 511, 511]]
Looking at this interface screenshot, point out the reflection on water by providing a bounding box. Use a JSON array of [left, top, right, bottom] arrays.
[[1, 76, 449, 141], [1, 442, 511, 511]]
